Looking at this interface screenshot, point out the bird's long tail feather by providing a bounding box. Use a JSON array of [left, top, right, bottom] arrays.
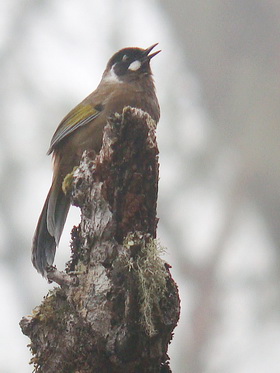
[[32, 178, 70, 276]]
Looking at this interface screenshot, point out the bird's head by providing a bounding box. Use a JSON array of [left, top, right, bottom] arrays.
[[102, 43, 160, 83]]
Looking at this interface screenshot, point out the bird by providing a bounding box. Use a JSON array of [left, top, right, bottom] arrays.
[[32, 44, 161, 276]]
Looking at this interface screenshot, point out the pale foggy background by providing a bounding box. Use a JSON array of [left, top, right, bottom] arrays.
[[1, 1, 280, 372]]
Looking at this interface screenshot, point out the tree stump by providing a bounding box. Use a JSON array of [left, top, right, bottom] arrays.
[[20, 107, 180, 373]]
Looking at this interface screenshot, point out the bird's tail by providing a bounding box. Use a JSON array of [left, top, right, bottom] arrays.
[[32, 177, 70, 276]]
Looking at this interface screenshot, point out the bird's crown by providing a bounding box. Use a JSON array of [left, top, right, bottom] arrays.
[[103, 43, 160, 82]]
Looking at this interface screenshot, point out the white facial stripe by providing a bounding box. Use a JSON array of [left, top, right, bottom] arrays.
[[128, 60, 141, 71], [103, 65, 122, 83]]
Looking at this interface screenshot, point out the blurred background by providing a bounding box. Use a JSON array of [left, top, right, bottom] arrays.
[[1, 0, 280, 372]]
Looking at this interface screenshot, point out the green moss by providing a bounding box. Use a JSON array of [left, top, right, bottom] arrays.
[[123, 233, 167, 337], [32, 287, 69, 328]]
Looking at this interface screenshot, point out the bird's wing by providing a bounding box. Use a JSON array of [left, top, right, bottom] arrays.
[[47, 103, 101, 154]]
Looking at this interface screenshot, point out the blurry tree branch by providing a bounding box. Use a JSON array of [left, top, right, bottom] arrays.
[[158, 2, 280, 371], [161, 0, 280, 249], [185, 168, 246, 373], [20, 107, 180, 373]]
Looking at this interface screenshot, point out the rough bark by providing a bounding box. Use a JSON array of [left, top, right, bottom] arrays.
[[20, 107, 180, 373]]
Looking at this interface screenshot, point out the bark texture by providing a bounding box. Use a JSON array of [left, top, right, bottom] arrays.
[[20, 107, 180, 373]]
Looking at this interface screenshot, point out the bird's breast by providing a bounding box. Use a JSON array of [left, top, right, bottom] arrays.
[[104, 83, 159, 122]]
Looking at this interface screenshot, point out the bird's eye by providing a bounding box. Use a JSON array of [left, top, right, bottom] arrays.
[[122, 55, 128, 62], [128, 60, 141, 71]]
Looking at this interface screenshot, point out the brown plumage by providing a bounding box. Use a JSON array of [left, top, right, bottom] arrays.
[[32, 44, 160, 276]]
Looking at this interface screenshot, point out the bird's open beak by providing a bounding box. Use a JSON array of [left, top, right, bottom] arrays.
[[144, 43, 161, 60]]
